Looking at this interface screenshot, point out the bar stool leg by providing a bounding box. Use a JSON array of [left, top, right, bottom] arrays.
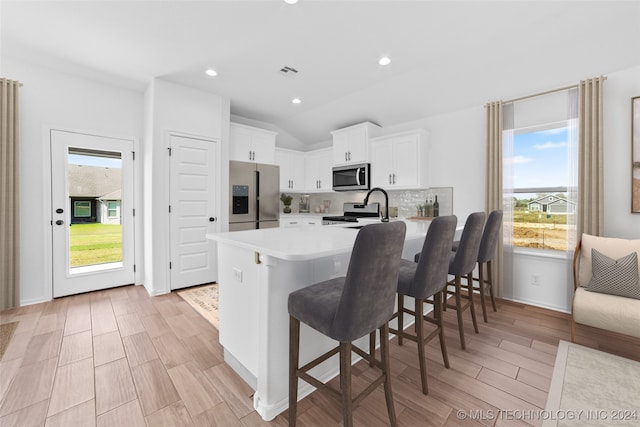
[[435, 295, 450, 369], [478, 261, 488, 323], [397, 294, 404, 346], [454, 275, 466, 349], [289, 316, 300, 427], [380, 323, 398, 427], [340, 342, 353, 427], [467, 272, 479, 333], [414, 298, 428, 395], [487, 260, 497, 312]]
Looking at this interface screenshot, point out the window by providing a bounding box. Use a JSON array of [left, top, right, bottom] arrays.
[[510, 125, 575, 251], [107, 201, 117, 218], [74, 200, 91, 217]]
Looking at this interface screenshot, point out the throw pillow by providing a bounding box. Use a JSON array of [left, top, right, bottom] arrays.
[[586, 249, 640, 299]]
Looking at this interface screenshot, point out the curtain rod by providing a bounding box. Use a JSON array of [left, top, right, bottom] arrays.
[[503, 76, 607, 104]]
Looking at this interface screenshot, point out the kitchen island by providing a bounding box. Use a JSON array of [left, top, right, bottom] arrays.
[[206, 219, 437, 421]]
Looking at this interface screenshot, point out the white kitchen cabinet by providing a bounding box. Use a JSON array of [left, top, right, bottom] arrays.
[[280, 215, 323, 227], [370, 130, 428, 189], [275, 148, 305, 191], [330, 122, 381, 166], [304, 148, 333, 192], [280, 216, 304, 227], [230, 122, 277, 164]]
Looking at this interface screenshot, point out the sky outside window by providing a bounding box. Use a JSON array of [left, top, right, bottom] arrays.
[[513, 127, 568, 199]]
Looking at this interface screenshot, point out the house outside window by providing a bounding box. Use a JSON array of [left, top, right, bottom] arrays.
[[74, 200, 91, 217]]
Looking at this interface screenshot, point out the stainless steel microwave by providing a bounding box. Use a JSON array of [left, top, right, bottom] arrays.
[[332, 163, 370, 191]]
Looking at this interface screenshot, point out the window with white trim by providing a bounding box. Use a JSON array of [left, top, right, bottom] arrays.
[[74, 200, 91, 217]]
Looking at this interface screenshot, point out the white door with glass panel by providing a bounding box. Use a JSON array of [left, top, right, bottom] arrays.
[[51, 130, 135, 297], [169, 134, 218, 290]]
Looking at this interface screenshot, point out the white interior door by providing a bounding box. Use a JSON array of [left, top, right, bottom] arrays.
[[51, 130, 135, 298], [169, 134, 218, 290]]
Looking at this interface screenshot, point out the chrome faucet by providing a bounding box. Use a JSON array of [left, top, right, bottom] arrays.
[[363, 187, 389, 222]]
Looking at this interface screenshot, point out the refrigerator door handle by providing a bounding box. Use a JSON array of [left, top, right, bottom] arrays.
[[255, 169, 260, 222]]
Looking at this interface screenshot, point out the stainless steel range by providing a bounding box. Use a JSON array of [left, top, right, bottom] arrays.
[[322, 202, 380, 225]]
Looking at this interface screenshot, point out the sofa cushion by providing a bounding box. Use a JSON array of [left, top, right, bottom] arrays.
[[573, 287, 640, 339], [586, 249, 640, 299], [578, 234, 640, 288]]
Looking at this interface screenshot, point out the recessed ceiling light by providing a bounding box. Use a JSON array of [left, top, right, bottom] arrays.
[[292, 98, 302, 104], [205, 68, 218, 77], [284, 0, 299, 4], [378, 56, 391, 66]]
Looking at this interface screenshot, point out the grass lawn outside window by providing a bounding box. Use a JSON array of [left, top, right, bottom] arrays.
[[69, 223, 123, 267]]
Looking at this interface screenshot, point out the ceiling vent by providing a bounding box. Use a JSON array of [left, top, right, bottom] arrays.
[[279, 66, 299, 76]]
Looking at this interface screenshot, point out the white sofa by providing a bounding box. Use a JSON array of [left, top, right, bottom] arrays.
[[571, 234, 640, 341]]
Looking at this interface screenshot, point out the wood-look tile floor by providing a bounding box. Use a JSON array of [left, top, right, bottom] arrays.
[[1, 285, 638, 427]]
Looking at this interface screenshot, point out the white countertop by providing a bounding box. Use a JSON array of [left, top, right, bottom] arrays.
[[206, 218, 435, 261]]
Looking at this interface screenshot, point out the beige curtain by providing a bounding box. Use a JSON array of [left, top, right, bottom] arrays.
[[485, 101, 505, 297], [577, 76, 605, 236], [1, 78, 20, 310]]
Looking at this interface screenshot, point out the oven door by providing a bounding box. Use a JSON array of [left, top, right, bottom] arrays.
[[332, 163, 370, 191]]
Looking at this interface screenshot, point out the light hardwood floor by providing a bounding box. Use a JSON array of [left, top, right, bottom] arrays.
[[1, 285, 638, 427]]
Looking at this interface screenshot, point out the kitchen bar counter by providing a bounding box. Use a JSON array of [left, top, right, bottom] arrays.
[[206, 219, 447, 421], [209, 218, 433, 261]]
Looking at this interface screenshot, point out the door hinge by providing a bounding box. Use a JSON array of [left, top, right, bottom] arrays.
[[133, 208, 135, 216], [133, 264, 136, 272], [168, 147, 172, 156], [169, 262, 172, 269], [169, 205, 171, 213], [132, 151, 136, 160]]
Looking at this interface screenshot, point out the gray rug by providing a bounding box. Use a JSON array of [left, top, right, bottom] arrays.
[[544, 341, 640, 426]]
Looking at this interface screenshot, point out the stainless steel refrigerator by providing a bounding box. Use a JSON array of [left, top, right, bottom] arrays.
[[229, 160, 280, 231]]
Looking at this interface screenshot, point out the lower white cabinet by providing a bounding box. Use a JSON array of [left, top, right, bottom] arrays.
[[280, 216, 323, 227], [370, 130, 428, 189]]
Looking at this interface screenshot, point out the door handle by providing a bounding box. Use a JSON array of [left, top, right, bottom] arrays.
[[55, 220, 64, 225], [56, 208, 64, 214], [209, 217, 216, 222]]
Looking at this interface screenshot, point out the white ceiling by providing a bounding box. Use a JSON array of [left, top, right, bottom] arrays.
[[2, 1, 639, 148]]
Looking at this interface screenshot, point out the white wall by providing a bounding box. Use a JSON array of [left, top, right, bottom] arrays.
[[2, 56, 144, 305], [603, 66, 640, 239], [380, 65, 640, 313], [377, 107, 486, 221], [143, 78, 229, 296], [510, 66, 640, 312]]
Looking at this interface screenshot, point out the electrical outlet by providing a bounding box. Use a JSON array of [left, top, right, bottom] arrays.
[[233, 268, 243, 283], [531, 275, 540, 286]]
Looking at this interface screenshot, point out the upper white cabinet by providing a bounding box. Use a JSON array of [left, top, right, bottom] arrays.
[[275, 148, 305, 192], [230, 122, 277, 164], [370, 130, 428, 189], [304, 148, 333, 192], [330, 122, 381, 166]]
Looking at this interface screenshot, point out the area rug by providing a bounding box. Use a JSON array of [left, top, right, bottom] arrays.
[[544, 341, 640, 426], [0, 321, 19, 360], [177, 283, 219, 329]]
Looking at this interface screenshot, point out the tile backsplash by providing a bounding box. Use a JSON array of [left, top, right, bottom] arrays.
[[281, 187, 453, 218]]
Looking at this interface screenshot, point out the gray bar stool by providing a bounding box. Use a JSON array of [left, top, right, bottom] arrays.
[[475, 210, 503, 321], [443, 211, 485, 349], [370, 215, 457, 395], [450, 210, 503, 322], [288, 221, 406, 427]]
